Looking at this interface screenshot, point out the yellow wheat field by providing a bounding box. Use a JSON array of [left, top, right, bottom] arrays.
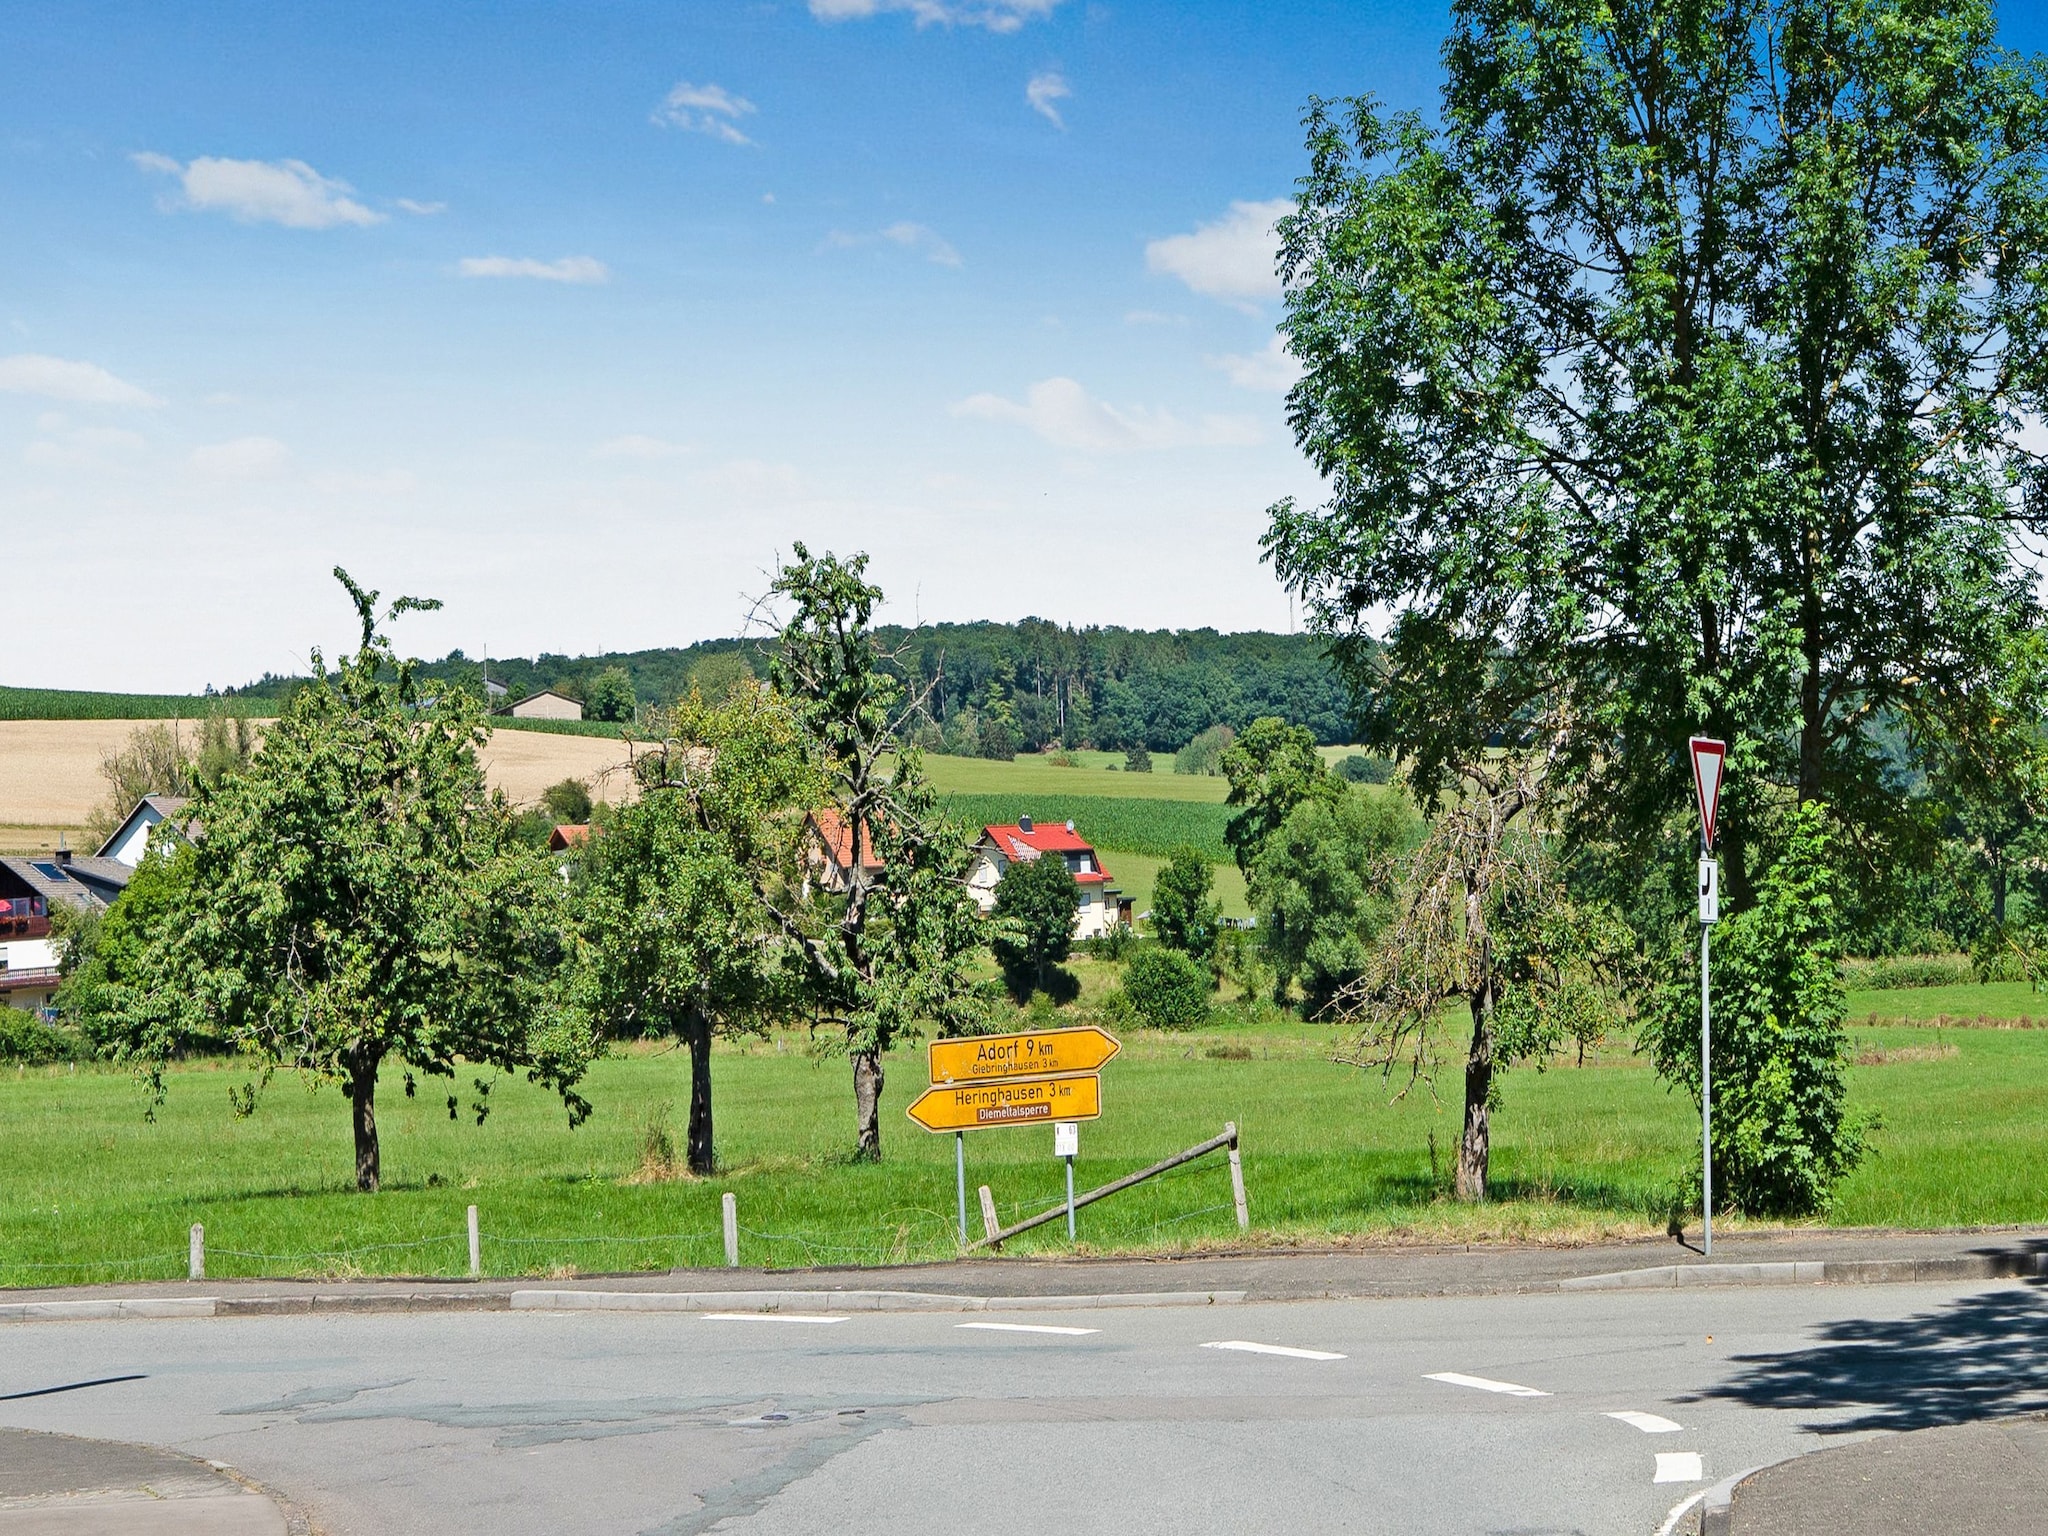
[[0, 720, 634, 846]]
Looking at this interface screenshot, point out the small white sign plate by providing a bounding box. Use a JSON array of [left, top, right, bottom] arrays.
[[1054, 1121, 1079, 1158]]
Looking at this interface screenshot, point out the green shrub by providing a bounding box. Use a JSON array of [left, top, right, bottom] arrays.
[[1840, 953, 1974, 990], [1334, 753, 1395, 784], [1644, 803, 1867, 1216], [0, 1011, 83, 1064], [1121, 946, 1212, 1029]]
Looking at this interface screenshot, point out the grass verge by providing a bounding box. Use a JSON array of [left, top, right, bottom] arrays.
[[5, 1007, 2041, 1287]]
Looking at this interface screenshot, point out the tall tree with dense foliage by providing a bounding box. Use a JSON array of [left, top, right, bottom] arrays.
[[107, 571, 598, 1191], [759, 545, 990, 1161], [1266, 0, 2048, 901], [1251, 788, 1415, 1017], [1150, 846, 1222, 963], [1222, 716, 1343, 876], [1266, 0, 2048, 1189], [991, 852, 1080, 998], [577, 782, 790, 1179], [585, 666, 638, 724]]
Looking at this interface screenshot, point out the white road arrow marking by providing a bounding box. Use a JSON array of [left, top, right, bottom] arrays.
[[1606, 1410, 1683, 1434], [1202, 1340, 1346, 1361], [1425, 1371, 1550, 1397], [957, 1323, 1100, 1336], [1654, 1452, 1705, 1483]]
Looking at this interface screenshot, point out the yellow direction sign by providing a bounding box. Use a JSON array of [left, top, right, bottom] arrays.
[[906, 1072, 1102, 1133], [927, 1025, 1121, 1085]]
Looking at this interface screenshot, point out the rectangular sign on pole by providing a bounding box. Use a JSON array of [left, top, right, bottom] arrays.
[[1689, 737, 1727, 850], [907, 1072, 1102, 1133], [928, 1026, 1120, 1084]]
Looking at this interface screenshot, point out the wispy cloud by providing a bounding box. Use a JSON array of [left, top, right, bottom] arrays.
[[190, 435, 290, 479], [24, 419, 148, 470], [810, 0, 1064, 31], [396, 198, 446, 216], [825, 222, 963, 267], [1208, 335, 1301, 392], [595, 434, 692, 461], [132, 152, 385, 229], [653, 81, 757, 145], [0, 353, 159, 407], [1145, 198, 1291, 308], [953, 377, 1260, 452], [457, 255, 611, 284], [1026, 71, 1071, 128], [1123, 309, 1187, 327]]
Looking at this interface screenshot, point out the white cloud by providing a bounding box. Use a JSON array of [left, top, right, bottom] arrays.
[[952, 377, 1261, 452], [595, 434, 692, 461], [0, 353, 159, 407], [396, 198, 446, 216], [23, 423, 148, 470], [810, 0, 1063, 31], [1208, 335, 1301, 392], [654, 81, 757, 145], [133, 152, 384, 229], [1026, 71, 1071, 128], [825, 222, 962, 267], [190, 435, 290, 478], [694, 458, 807, 500], [457, 256, 610, 284], [1145, 198, 1292, 307]]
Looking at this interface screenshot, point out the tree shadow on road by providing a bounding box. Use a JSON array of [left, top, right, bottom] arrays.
[[1689, 1252, 2048, 1433]]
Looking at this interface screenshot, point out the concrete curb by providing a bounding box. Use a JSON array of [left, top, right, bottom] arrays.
[[1561, 1251, 2048, 1292], [510, 1288, 1250, 1314], [0, 1289, 1247, 1323]]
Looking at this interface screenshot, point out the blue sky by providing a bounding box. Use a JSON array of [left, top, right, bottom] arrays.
[[10, 2, 2043, 692]]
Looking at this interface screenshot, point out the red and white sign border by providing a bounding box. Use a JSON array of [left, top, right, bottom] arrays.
[[1689, 736, 1727, 850]]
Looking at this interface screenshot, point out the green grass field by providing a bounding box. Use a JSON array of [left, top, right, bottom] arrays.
[[922, 752, 1234, 802], [1843, 979, 2048, 1022], [0, 686, 275, 720], [5, 991, 2042, 1288]]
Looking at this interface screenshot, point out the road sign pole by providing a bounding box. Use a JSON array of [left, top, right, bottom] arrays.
[[955, 1131, 967, 1243], [1065, 1156, 1076, 1241], [1701, 907, 1712, 1259]]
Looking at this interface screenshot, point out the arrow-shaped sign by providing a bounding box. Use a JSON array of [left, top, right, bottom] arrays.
[[906, 1073, 1102, 1133], [928, 1025, 1121, 1085], [1690, 737, 1727, 850]]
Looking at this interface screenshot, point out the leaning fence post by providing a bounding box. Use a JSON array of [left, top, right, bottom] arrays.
[[979, 1185, 1002, 1249], [467, 1205, 481, 1278], [189, 1223, 204, 1281], [722, 1192, 739, 1268], [1226, 1122, 1249, 1231]]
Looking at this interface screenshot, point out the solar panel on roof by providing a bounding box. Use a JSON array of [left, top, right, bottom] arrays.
[[29, 862, 70, 881]]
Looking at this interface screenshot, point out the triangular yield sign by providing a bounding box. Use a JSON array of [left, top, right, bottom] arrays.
[[1690, 737, 1726, 850]]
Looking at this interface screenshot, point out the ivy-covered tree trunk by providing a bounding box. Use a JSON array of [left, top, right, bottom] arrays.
[[685, 1003, 715, 1177], [851, 1048, 885, 1163], [347, 1046, 382, 1194]]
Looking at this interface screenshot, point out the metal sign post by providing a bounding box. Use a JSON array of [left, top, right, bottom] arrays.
[[956, 1131, 967, 1243], [1690, 737, 1726, 1260], [1055, 1121, 1079, 1240]]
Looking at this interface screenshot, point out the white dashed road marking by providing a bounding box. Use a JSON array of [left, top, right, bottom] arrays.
[[956, 1323, 1100, 1336], [701, 1313, 848, 1324], [1202, 1340, 1347, 1361], [1654, 1452, 1705, 1483], [1606, 1411, 1683, 1434], [1424, 1371, 1550, 1397]]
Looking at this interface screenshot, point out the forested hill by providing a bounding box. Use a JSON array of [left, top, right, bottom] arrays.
[[226, 621, 1365, 753]]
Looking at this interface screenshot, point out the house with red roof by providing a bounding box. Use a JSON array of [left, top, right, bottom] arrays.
[[804, 808, 886, 896], [967, 815, 1132, 939]]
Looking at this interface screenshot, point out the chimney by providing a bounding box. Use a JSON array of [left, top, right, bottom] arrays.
[[53, 839, 71, 867], [1018, 815, 1033, 833]]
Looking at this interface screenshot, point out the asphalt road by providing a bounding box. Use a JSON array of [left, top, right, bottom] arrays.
[[4, 1277, 2044, 1535]]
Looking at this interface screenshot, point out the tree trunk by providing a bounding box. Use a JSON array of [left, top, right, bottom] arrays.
[[347, 1048, 382, 1193], [685, 1005, 715, 1177], [1457, 993, 1495, 1202], [852, 1047, 885, 1163]]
